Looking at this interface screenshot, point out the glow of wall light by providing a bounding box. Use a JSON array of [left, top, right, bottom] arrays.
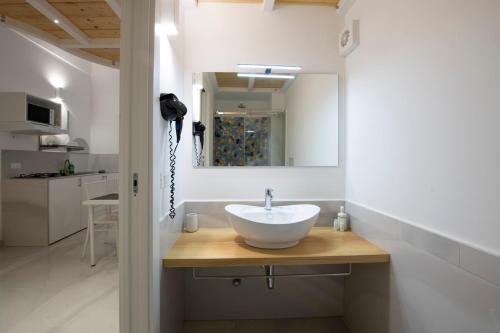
[[155, 23, 178, 37], [192, 73, 203, 122], [47, 73, 66, 89], [192, 87, 202, 123]]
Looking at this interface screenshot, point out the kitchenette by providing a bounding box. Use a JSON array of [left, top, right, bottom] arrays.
[[0, 91, 119, 247]]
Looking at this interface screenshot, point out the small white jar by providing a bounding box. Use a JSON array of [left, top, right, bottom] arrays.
[[184, 213, 199, 233]]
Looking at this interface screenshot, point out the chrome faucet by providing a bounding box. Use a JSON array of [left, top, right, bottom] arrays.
[[264, 188, 274, 210]]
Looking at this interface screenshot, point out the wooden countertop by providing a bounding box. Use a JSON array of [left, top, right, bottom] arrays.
[[163, 228, 390, 268]]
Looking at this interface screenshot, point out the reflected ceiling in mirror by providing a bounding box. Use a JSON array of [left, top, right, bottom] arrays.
[[192, 72, 339, 168]]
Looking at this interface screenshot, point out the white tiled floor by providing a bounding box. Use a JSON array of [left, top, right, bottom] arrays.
[[0, 231, 118, 333], [183, 317, 350, 333]]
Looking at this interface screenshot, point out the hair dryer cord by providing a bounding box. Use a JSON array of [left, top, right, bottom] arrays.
[[169, 123, 178, 219]]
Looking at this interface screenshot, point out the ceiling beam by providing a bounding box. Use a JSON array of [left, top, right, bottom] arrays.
[[262, 0, 275, 11], [0, 16, 116, 68], [26, 0, 90, 45], [281, 79, 294, 92], [59, 38, 120, 49], [336, 0, 356, 15], [1, 14, 61, 47], [105, 0, 122, 19], [208, 72, 219, 93], [248, 77, 255, 91], [70, 49, 119, 68]]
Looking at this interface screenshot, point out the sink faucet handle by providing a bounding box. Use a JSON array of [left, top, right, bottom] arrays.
[[265, 188, 274, 198]]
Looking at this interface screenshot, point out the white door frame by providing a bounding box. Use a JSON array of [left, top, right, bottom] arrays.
[[119, 0, 156, 332]]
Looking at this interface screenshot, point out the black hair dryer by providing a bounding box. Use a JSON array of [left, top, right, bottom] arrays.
[[160, 93, 187, 143], [159, 93, 188, 220], [192, 121, 206, 150]]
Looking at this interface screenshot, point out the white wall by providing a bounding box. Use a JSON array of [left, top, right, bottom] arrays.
[[0, 27, 93, 148], [157, 33, 186, 218], [90, 63, 120, 154], [182, 4, 345, 201], [344, 0, 500, 258], [285, 74, 339, 167], [154, 2, 187, 332]]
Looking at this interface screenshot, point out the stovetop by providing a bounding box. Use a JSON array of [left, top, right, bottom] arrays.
[[16, 173, 61, 179]]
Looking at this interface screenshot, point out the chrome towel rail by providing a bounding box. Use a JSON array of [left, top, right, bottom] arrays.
[[192, 264, 352, 289]]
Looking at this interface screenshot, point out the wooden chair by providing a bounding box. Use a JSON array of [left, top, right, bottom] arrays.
[[81, 180, 118, 266]]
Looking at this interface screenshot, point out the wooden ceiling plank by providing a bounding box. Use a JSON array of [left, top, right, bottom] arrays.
[[73, 48, 118, 67], [215, 72, 248, 88], [0, 3, 69, 35], [254, 78, 286, 89], [83, 29, 120, 38], [105, 0, 121, 19], [81, 47, 120, 63], [49, 2, 116, 17], [0, 14, 62, 46], [26, 0, 90, 45], [60, 37, 120, 49], [262, 0, 275, 11], [64, 16, 120, 30]]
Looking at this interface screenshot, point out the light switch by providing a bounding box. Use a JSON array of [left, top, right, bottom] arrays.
[[10, 162, 21, 169]]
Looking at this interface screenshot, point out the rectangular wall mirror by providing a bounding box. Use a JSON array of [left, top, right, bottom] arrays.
[[192, 72, 338, 168]]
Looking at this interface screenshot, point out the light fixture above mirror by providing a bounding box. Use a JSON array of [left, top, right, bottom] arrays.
[[237, 64, 302, 71], [237, 73, 296, 80]]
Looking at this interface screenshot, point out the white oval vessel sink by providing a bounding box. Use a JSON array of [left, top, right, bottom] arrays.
[[225, 204, 320, 249]]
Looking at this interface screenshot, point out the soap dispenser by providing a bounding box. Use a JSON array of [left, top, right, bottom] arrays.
[[337, 206, 349, 232]]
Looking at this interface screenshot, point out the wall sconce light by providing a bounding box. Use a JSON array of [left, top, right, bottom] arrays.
[[53, 87, 63, 104]]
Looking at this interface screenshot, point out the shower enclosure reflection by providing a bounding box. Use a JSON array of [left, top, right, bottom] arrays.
[[192, 72, 338, 168]]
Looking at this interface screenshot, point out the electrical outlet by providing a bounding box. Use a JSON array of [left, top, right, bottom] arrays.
[[10, 162, 21, 169]]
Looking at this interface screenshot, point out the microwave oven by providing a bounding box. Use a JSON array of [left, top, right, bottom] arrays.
[[27, 102, 56, 126]]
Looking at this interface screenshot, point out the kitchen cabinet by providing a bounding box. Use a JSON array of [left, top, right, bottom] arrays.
[[49, 177, 82, 243], [2, 173, 119, 246], [106, 173, 119, 193]]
